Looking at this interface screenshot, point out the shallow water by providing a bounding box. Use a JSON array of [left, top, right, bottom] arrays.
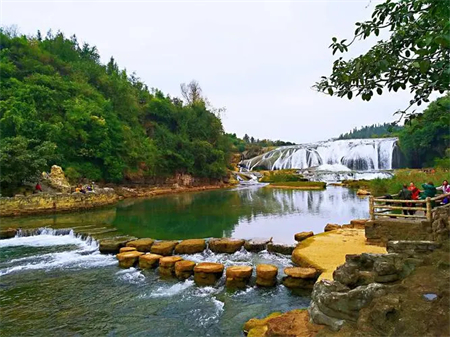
[[0, 185, 368, 336]]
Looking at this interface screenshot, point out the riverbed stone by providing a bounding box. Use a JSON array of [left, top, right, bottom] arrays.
[[175, 260, 196, 280], [356, 189, 371, 196], [151, 240, 179, 256], [295, 231, 314, 242], [139, 253, 162, 269], [126, 238, 155, 252], [119, 246, 137, 253], [116, 251, 144, 268], [244, 238, 271, 252], [351, 219, 368, 229], [174, 239, 206, 254], [194, 262, 224, 286], [0, 228, 17, 239], [282, 267, 319, 289], [226, 265, 253, 288], [324, 224, 341, 232], [99, 239, 129, 254], [159, 256, 183, 276], [267, 242, 297, 255], [256, 264, 278, 287], [209, 238, 245, 254]]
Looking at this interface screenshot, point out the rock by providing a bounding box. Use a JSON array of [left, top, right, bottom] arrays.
[[244, 238, 270, 252], [357, 271, 377, 286], [209, 238, 245, 254], [267, 242, 297, 255], [159, 256, 183, 277], [174, 239, 206, 254], [194, 262, 224, 286], [357, 294, 401, 332], [226, 265, 253, 288], [45, 165, 71, 193], [151, 240, 179, 256], [374, 273, 399, 283], [139, 253, 162, 269], [309, 301, 345, 332], [356, 189, 371, 195], [295, 231, 314, 242], [387, 240, 441, 257], [0, 228, 17, 239], [119, 246, 137, 253], [243, 312, 283, 334], [256, 264, 278, 287], [99, 239, 129, 254], [282, 267, 319, 289], [175, 260, 196, 280], [116, 251, 144, 268], [333, 264, 360, 287], [126, 238, 155, 252], [324, 223, 341, 232], [351, 219, 368, 229]]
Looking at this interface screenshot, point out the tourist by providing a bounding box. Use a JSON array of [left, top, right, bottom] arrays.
[[408, 182, 420, 215], [420, 182, 437, 199], [437, 180, 450, 204], [398, 184, 412, 215], [35, 183, 42, 193]]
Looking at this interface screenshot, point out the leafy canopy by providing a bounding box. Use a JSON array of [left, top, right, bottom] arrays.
[[315, 0, 450, 118]]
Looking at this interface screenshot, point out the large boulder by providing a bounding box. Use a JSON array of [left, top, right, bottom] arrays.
[[209, 238, 245, 254], [139, 253, 162, 269], [99, 239, 130, 254], [116, 251, 144, 268], [194, 262, 224, 286], [174, 239, 206, 254], [45, 165, 71, 193], [151, 240, 179, 256], [295, 231, 314, 242], [126, 238, 155, 252]]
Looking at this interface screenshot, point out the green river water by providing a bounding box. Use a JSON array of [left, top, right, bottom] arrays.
[[0, 185, 368, 336]]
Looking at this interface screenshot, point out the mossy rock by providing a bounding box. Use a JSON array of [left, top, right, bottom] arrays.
[[99, 239, 129, 254]]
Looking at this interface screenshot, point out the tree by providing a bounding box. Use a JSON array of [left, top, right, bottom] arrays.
[[180, 80, 203, 105], [315, 0, 450, 119], [243, 134, 250, 143]]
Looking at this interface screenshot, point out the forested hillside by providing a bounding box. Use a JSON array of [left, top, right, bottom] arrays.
[[337, 123, 403, 140], [0, 29, 232, 195]]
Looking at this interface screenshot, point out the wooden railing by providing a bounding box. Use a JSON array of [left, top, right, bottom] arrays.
[[369, 193, 450, 222]]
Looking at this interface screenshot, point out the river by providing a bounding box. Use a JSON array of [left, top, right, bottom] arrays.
[[0, 185, 368, 336]]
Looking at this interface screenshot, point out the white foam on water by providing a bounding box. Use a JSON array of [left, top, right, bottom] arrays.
[[144, 279, 195, 298], [116, 268, 146, 284], [0, 231, 93, 248]]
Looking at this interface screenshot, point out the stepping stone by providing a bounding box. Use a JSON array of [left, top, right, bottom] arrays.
[[151, 241, 179, 256], [256, 264, 278, 287], [0, 228, 17, 239], [139, 253, 163, 269], [159, 256, 183, 277], [174, 239, 206, 254], [126, 238, 155, 252], [175, 260, 196, 280], [267, 242, 297, 255], [294, 231, 314, 242], [116, 251, 144, 268], [244, 239, 270, 252], [194, 262, 225, 286], [119, 247, 137, 253], [209, 238, 245, 254], [282, 267, 319, 289], [99, 239, 130, 254], [226, 265, 253, 288]]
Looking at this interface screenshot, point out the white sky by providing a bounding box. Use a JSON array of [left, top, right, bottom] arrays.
[[1, 0, 429, 143]]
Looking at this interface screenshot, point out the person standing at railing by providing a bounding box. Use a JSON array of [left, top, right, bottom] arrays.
[[408, 182, 420, 215], [398, 184, 412, 215], [437, 180, 450, 204], [421, 182, 437, 213]]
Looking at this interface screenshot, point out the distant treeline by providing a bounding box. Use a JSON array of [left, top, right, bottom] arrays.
[[337, 123, 403, 140], [227, 133, 295, 153]]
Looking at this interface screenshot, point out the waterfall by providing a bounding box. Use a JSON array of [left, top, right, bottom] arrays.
[[240, 138, 399, 171]]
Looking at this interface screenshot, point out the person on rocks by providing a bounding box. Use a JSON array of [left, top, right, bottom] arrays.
[[35, 183, 42, 193], [408, 182, 420, 215], [398, 184, 412, 215], [437, 180, 450, 204]]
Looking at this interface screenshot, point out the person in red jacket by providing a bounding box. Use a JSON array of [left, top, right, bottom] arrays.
[[35, 183, 42, 193], [408, 182, 420, 215]]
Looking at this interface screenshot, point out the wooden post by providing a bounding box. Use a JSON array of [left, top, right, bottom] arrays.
[[426, 197, 432, 222], [369, 196, 375, 220]]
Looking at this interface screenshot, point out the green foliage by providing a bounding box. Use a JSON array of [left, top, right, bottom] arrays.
[[226, 133, 294, 154], [398, 95, 450, 167], [0, 29, 231, 194], [260, 170, 307, 183], [434, 149, 450, 169], [315, 0, 450, 117], [338, 123, 403, 140], [269, 181, 326, 189]]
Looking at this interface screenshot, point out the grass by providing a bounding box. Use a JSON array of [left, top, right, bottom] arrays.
[[260, 169, 307, 183]]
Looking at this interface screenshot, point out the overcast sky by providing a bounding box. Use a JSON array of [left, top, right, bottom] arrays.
[[1, 0, 428, 143]]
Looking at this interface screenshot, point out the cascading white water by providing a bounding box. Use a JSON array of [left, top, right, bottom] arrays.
[[240, 138, 399, 171]]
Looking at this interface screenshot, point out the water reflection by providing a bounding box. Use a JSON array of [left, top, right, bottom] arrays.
[[0, 186, 368, 244]]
